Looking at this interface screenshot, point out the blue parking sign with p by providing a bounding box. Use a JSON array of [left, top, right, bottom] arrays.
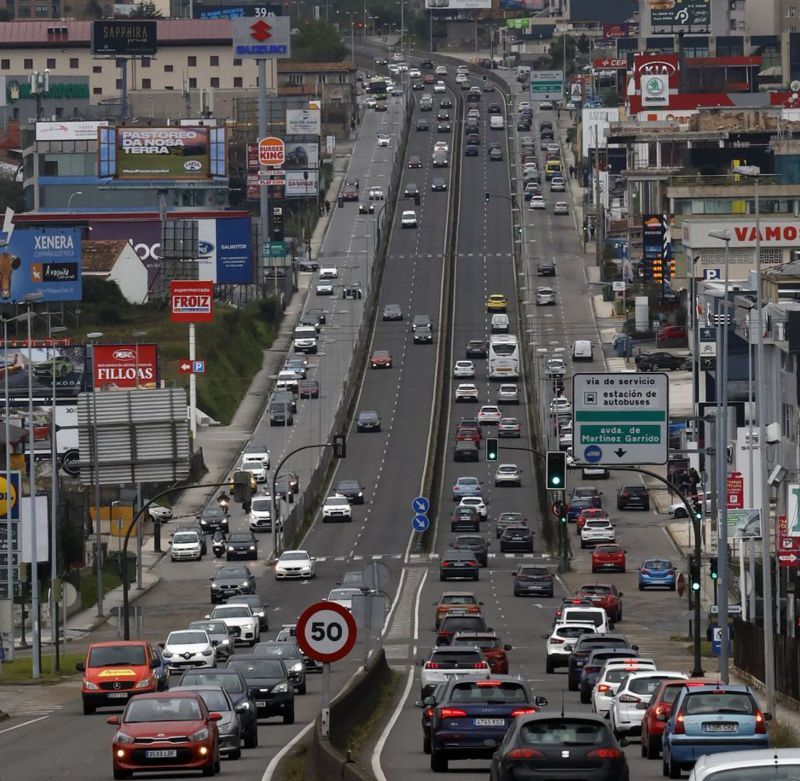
[[0, 472, 21, 521]]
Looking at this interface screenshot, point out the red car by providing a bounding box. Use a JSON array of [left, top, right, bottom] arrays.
[[656, 325, 688, 345], [576, 582, 623, 621], [451, 631, 511, 674], [640, 678, 716, 759], [576, 508, 610, 534], [370, 350, 393, 368], [109, 691, 221, 778], [590, 544, 626, 574]]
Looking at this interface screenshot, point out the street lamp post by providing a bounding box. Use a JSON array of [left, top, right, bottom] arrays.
[[87, 332, 104, 617], [132, 330, 147, 592], [67, 192, 83, 209]]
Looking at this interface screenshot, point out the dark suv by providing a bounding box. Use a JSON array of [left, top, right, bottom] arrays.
[[617, 485, 650, 510], [436, 612, 489, 645], [567, 634, 637, 691]]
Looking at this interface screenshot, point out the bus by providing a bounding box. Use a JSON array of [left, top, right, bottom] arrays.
[[489, 335, 519, 380], [368, 77, 388, 100]]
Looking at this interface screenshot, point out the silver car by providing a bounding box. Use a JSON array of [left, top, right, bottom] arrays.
[[536, 287, 556, 305], [494, 463, 522, 487]]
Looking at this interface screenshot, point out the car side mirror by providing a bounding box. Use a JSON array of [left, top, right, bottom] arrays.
[[479, 601, 484, 605], [107, 716, 121, 725], [75, 661, 86, 672], [535, 696, 549, 708], [158, 642, 165, 649], [487, 627, 494, 632], [504, 644, 513, 651], [208, 712, 222, 722], [541, 633, 550, 639], [235, 704, 248, 714], [204, 614, 211, 620], [414, 700, 425, 708], [632, 645, 639, 651]]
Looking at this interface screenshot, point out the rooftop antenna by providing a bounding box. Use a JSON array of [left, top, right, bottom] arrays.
[[560, 689, 565, 718]]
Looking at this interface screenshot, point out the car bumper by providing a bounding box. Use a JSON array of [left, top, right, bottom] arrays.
[[171, 548, 202, 560], [275, 569, 313, 579], [113, 741, 215, 774], [640, 576, 675, 588], [433, 729, 508, 758], [165, 657, 214, 672], [253, 692, 293, 717], [593, 561, 624, 570], [210, 586, 250, 602], [250, 518, 273, 532], [582, 535, 615, 545], [218, 728, 240, 755], [667, 736, 770, 765], [593, 693, 615, 716], [546, 652, 570, 667], [323, 512, 351, 522], [501, 540, 533, 552], [514, 582, 552, 595], [82, 686, 155, 708], [495, 478, 521, 486], [498, 429, 521, 437], [226, 549, 257, 560], [440, 566, 479, 579]]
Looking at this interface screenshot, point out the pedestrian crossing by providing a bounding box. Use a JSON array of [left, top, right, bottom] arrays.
[[8, 704, 63, 718]]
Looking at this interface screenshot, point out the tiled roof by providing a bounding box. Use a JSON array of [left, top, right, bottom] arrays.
[[82, 239, 129, 272], [0, 20, 232, 45]]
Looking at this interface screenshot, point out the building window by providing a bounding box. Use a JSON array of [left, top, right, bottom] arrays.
[[210, 55, 219, 66], [93, 87, 102, 95], [288, 74, 303, 86], [93, 65, 102, 73], [234, 76, 243, 88], [18, 6, 30, 16], [188, 56, 197, 67], [116, 58, 125, 68], [164, 64, 174, 72], [142, 78, 151, 89], [24, 59, 33, 70], [210, 77, 220, 87], [35, 4, 49, 15], [188, 77, 197, 88], [47, 58, 56, 68], [141, 58, 150, 68], [69, 57, 79, 69], [233, 58, 242, 66], [1, 60, 10, 70], [116, 79, 122, 89], [783, 403, 796, 441]]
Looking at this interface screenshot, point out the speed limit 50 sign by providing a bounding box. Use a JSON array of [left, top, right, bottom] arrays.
[[296, 601, 357, 663]]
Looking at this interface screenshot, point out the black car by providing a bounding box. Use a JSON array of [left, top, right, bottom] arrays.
[[274, 471, 299, 500], [197, 506, 229, 534], [210, 565, 256, 603], [437, 111, 450, 121], [465, 133, 480, 146], [450, 506, 479, 533], [413, 325, 433, 343], [431, 178, 447, 191], [616, 484, 650, 510], [465, 339, 488, 358], [488, 102, 501, 113], [536, 260, 556, 276], [453, 440, 479, 462], [567, 634, 636, 691], [226, 595, 269, 632], [437, 122, 451, 133], [253, 641, 307, 694], [452, 534, 489, 567], [335, 479, 365, 504], [225, 531, 258, 561], [297, 258, 319, 272], [636, 350, 687, 371], [439, 98, 453, 108], [489, 712, 630, 781], [416, 118, 430, 131], [512, 565, 554, 597], [436, 612, 489, 645], [465, 145, 479, 157], [500, 525, 534, 553], [439, 550, 480, 582], [404, 182, 420, 198], [356, 410, 381, 432], [420, 59, 434, 69], [177, 668, 258, 748], [307, 307, 326, 325], [496, 511, 527, 539], [412, 80, 424, 90], [226, 657, 295, 723]]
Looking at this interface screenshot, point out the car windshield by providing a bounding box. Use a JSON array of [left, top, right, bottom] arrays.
[[520, 568, 548, 576], [88, 644, 147, 667], [449, 681, 527, 703], [257, 644, 299, 659], [173, 532, 198, 544], [441, 616, 484, 631], [217, 568, 248, 578], [430, 651, 482, 665], [454, 636, 498, 650], [202, 508, 225, 519], [605, 669, 633, 684], [580, 586, 611, 595], [213, 606, 250, 618], [557, 626, 594, 638], [521, 719, 608, 746], [181, 672, 244, 693], [228, 534, 253, 543], [227, 659, 285, 678], [629, 676, 671, 695], [125, 697, 202, 723], [281, 553, 309, 561], [167, 631, 207, 645], [329, 589, 359, 600], [564, 610, 603, 626], [251, 498, 270, 512], [662, 684, 685, 704], [228, 596, 260, 609], [441, 595, 477, 605], [189, 622, 226, 635], [193, 690, 231, 711], [328, 497, 349, 506], [683, 692, 755, 716]]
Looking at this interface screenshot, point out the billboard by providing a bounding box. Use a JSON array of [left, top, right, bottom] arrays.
[[283, 142, 319, 170], [602, 22, 630, 37], [649, 0, 710, 28], [231, 17, 291, 58], [642, 214, 668, 260], [170, 280, 214, 323], [91, 20, 157, 56], [287, 109, 321, 135], [36, 121, 108, 142], [195, 2, 282, 17], [93, 344, 158, 389], [2, 344, 87, 400], [116, 127, 211, 180], [285, 170, 319, 197], [0, 227, 82, 303], [426, 0, 491, 8], [581, 108, 620, 154]]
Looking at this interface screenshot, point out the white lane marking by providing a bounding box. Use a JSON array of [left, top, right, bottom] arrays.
[[0, 715, 50, 735], [413, 567, 428, 642], [372, 666, 415, 781], [382, 565, 408, 637]]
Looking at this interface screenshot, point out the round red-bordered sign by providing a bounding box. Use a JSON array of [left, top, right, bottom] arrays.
[[296, 601, 357, 663]]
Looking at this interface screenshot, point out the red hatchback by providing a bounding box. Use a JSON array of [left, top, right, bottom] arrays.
[[370, 350, 393, 368], [576, 582, 623, 621], [640, 678, 716, 759], [591, 544, 626, 574], [109, 690, 221, 778]]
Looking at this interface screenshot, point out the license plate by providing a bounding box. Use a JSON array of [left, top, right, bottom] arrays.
[[107, 692, 128, 699], [704, 723, 737, 733], [145, 750, 177, 759], [474, 718, 505, 727], [256, 700, 267, 707]]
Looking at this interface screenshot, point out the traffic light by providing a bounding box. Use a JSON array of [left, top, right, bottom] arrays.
[[485, 192, 490, 203], [232, 471, 253, 504], [545, 450, 567, 491], [689, 554, 701, 592], [487, 438, 498, 461], [710, 556, 719, 581], [692, 500, 703, 520], [332, 433, 347, 459]]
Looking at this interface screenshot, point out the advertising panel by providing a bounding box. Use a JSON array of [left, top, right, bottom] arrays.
[[36, 121, 108, 142], [0, 472, 21, 521], [92, 344, 158, 389], [426, 0, 491, 8], [115, 127, 211, 180], [642, 214, 668, 260], [215, 218, 253, 283], [285, 170, 319, 197], [286, 109, 321, 135], [0, 227, 82, 303], [683, 217, 800, 249], [2, 344, 87, 400], [649, 0, 710, 28], [170, 280, 214, 323], [283, 142, 319, 170], [231, 17, 291, 58], [195, 2, 282, 17], [641, 74, 669, 107], [581, 108, 619, 155], [91, 20, 157, 56], [258, 136, 285, 166], [602, 22, 630, 38]]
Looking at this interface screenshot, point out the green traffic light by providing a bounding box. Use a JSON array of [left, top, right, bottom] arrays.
[[692, 582, 701, 591]]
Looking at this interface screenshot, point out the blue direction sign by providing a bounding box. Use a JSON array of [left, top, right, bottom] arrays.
[[412, 496, 430, 514], [412, 514, 430, 532]]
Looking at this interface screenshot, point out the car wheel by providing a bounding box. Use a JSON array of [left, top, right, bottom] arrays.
[[621, 567, 626, 574], [423, 732, 431, 754], [201, 761, 215, 777], [568, 675, 578, 692], [229, 746, 242, 760], [440, 573, 446, 581], [430, 749, 448, 773], [248, 639, 256, 648], [646, 734, 660, 759], [591, 566, 597, 573], [670, 583, 676, 591], [83, 700, 96, 715], [513, 587, 519, 596], [546, 657, 555, 674], [673, 507, 687, 518], [644, 503, 650, 511], [616, 610, 623, 622], [171, 557, 176, 563], [244, 726, 258, 749], [580, 689, 591, 705], [283, 708, 295, 725], [298, 682, 307, 695]]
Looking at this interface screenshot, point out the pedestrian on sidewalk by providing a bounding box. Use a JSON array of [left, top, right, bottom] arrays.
[[589, 223, 596, 240], [325, 199, 330, 214], [569, 164, 575, 179]]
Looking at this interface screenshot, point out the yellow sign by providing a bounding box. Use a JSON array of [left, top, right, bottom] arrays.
[[98, 668, 137, 677], [0, 472, 19, 519]]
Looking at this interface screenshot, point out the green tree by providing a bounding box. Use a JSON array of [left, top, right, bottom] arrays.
[[291, 20, 347, 63], [600, 88, 620, 107], [577, 33, 590, 54], [547, 35, 576, 74]]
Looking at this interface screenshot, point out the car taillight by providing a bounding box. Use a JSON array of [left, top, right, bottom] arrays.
[[506, 748, 544, 759], [673, 712, 685, 734], [618, 694, 640, 703], [424, 707, 434, 718], [474, 662, 489, 669], [641, 569, 650, 575], [442, 561, 451, 567], [468, 606, 479, 612], [587, 748, 622, 760], [550, 638, 564, 645], [424, 662, 439, 669], [511, 708, 537, 717], [439, 708, 467, 718], [755, 711, 767, 734], [597, 684, 611, 693]]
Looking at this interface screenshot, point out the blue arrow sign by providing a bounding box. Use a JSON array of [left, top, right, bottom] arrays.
[[412, 496, 430, 514], [193, 360, 206, 374], [412, 514, 429, 532]]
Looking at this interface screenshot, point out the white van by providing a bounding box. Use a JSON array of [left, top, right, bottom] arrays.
[[516, 65, 531, 83], [490, 313, 510, 333], [490, 115, 505, 130], [572, 340, 594, 361], [560, 606, 611, 633], [293, 326, 318, 354]]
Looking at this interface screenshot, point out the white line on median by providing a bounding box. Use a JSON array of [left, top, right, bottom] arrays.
[[371, 666, 415, 781], [0, 715, 50, 735]]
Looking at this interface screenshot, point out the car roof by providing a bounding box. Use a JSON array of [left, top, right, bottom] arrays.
[[691, 748, 800, 775]]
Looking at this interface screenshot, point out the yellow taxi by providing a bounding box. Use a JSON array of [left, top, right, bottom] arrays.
[[486, 294, 508, 312]]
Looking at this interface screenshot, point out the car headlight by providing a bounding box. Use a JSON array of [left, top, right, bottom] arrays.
[[83, 679, 99, 690], [202, 647, 214, 656], [238, 701, 250, 709], [189, 727, 209, 742], [249, 545, 256, 551], [290, 662, 303, 673], [135, 678, 153, 689], [241, 581, 249, 587], [115, 731, 135, 745], [227, 546, 235, 551], [273, 682, 289, 693], [163, 650, 173, 657], [211, 583, 220, 589], [221, 638, 230, 646]]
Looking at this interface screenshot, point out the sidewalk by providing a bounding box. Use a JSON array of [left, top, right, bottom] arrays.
[[13, 141, 356, 650]]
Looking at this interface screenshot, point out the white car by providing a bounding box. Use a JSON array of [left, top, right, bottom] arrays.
[[248, 494, 273, 533], [434, 140, 450, 153], [169, 529, 204, 562], [458, 495, 487, 520], [275, 549, 316, 580], [435, 65, 447, 76], [242, 445, 270, 470], [455, 383, 479, 403], [668, 492, 710, 518], [322, 494, 352, 522], [453, 360, 476, 378], [207, 604, 260, 646], [546, 143, 560, 155], [550, 396, 572, 415], [495, 463, 522, 487], [316, 281, 335, 296], [477, 405, 502, 425], [319, 266, 338, 279], [530, 195, 546, 210], [455, 72, 468, 83], [144, 500, 173, 524], [518, 101, 531, 111], [497, 384, 519, 404], [326, 587, 363, 611], [434, 81, 446, 93], [544, 622, 597, 673], [554, 201, 569, 215], [275, 369, 300, 393], [369, 186, 385, 200], [420, 646, 491, 697], [366, 97, 377, 109], [241, 457, 267, 483], [161, 629, 216, 671], [376, 134, 390, 148], [560, 606, 611, 634], [687, 750, 800, 781], [609, 670, 687, 736], [401, 210, 418, 228], [546, 357, 566, 377], [580, 518, 616, 547], [591, 660, 658, 716], [409, 68, 421, 78], [536, 287, 556, 305]]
